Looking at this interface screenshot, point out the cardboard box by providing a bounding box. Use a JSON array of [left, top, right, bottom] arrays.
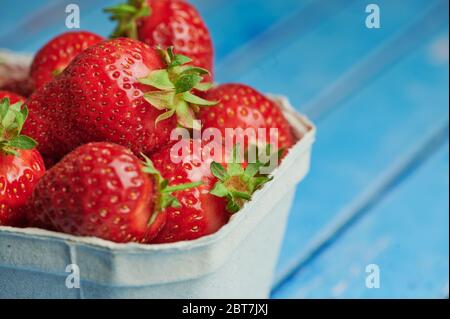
[[0, 51, 316, 298]]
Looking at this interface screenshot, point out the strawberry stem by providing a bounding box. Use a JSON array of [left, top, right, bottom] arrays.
[[104, 0, 151, 39]]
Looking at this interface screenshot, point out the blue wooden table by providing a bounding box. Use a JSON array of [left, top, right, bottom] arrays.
[[1, 0, 448, 298]]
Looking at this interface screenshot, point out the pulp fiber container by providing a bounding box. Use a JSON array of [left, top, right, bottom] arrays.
[[0, 51, 316, 299]]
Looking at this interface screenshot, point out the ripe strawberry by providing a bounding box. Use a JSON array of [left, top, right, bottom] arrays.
[[198, 84, 295, 155], [20, 77, 74, 167], [30, 142, 201, 243], [0, 90, 24, 104], [0, 91, 45, 227], [22, 39, 216, 165], [105, 0, 214, 80], [30, 31, 104, 89], [150, 139, 271, 243]]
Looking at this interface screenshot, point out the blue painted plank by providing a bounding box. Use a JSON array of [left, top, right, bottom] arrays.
[[272, 28, 449, 291], [0, 0, 111, 52], [0, 0, 59, 39], [0, 0, 310, 59], [272, 141, 449, 298], [0, 0, 448, 299], [224, 0, 445, 108], [197, 0, 313, 61]]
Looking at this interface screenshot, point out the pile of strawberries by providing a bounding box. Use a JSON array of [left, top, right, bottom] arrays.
[[0, 0, 295, 244]]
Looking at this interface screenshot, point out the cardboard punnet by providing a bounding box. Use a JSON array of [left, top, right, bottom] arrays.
[[0, 51, 316, 298]]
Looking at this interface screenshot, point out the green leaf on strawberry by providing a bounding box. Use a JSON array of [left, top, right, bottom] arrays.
[[139, 69, 174, 90], [182, 92, 217, 106], [0, 97, 37, 156], [210, 146, 273, 214], [138, 47, 218, 128], [141, 154, 203, 224]]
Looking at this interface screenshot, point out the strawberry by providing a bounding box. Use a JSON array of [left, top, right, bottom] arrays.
[[0, 91, 24, 104], [105, 0, 214, 80], [30, 142, 201, 243], [22, 39, 216, 165], [30, 31, 104, 89], [0, 91, 45, 227], [21, 77, 75, 167], [150, 139, 271, 243], [198, 84, 295, 156]]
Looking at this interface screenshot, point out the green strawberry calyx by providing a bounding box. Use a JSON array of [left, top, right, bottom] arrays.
[[209, 147, 273, 214], [139, 47, 217, 129], [52, 67, 64, 77], [141, 154, 203, 225], [0, 97, 37, 156], [104, 0, 151, 39]]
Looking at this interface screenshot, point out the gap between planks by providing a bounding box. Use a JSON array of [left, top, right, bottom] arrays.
[[216, 0, 357, 81], [271, 121, 449, 296], [0, 0, 106, 49], [269, 0, 449, 295], [303, 0, 449, 122]]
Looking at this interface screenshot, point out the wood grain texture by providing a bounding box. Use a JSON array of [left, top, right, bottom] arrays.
[[271, 26, 449, 297], [0, 0, 448, 298], [272, 142, 449, 298]]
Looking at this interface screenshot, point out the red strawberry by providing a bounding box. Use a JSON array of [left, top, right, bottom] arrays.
[[198, 84, 295, 156], [150, 139, 271, 243], [22, 75, 83, 167], [22, 39, 216, 166], [0, 90, 24, 104], [29, 142, 201, 243], [30, 31, 104, 89], [0, 91, 45, 227], [105, 0, 214, 80]]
